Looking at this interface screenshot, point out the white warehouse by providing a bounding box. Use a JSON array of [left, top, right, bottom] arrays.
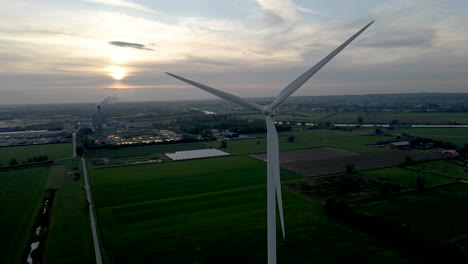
[[165, 149, 230, 161]]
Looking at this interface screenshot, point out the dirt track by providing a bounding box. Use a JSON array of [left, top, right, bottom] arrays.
[[250, 147, 446, 176]]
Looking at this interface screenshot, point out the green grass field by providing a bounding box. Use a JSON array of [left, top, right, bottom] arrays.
[[86, 142, 206, 161], [203, 129, 390, 155], [357, 183, 468, 242], [396, 128, 468, 147], [42, 159, 94, 264], [238, 112, 332, 122], [239, 112, 468, 124], [0, 143, 72, 165], [329, 112, 468, 124], [360, 166, 455, 189], [91, 156, 303, 208], [0, 167, 49, 264], [407, 160, 468, 180], [90, 156, 421, 264]]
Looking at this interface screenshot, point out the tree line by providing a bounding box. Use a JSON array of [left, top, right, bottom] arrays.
[[4, 154, 49, 166]]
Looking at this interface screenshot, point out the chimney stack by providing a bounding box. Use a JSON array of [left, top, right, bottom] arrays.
[[96, 105, 103, 130]]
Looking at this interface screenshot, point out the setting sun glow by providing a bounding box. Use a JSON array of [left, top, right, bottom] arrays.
[[106, 66, 126, 80]]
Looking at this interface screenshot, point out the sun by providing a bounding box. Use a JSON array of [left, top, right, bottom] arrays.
[[106, 66, 126, 80]]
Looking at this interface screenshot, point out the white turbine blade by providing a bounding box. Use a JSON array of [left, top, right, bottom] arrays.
[[266, 115, 285, 238], [269, 20, 374, 110], [166, 72, 264, 112]]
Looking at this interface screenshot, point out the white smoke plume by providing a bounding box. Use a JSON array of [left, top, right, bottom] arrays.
[[98, 94, 120, 106]]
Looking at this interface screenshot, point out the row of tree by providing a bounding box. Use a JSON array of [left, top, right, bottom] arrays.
[[0, 160, 53, 171], [5, 155, 49, 166]]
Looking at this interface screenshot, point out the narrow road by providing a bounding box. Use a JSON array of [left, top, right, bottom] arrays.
[[82, 158, 103, 264], [72, 132, 77, 158]]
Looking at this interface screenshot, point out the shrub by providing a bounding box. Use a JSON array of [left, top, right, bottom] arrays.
[[416, 175, 426, 191]]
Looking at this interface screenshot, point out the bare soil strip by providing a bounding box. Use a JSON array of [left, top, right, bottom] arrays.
[[250, 147, 446, 176]]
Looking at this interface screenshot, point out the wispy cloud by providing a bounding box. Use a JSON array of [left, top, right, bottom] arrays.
[[83, 0, 161, 15], [255, 0, 300, 27], [109, 41, 154, 50], [297, 6, 323, 16]]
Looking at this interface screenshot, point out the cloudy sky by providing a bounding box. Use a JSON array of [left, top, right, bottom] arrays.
[[1, 0, 467, 104]]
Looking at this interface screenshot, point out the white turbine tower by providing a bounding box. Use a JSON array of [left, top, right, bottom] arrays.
[[166, 20, 374, 264]]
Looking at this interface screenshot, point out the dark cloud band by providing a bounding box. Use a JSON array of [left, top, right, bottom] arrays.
[[108, 41, 153, 50]]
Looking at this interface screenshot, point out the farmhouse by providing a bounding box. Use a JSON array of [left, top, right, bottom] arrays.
[[385, 141, 410, 149], [441, 150, 459, 156], [222, 132, 239, 139]]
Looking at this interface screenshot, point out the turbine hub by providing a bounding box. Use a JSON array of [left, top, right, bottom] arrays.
[[262, 105, 272, 116]]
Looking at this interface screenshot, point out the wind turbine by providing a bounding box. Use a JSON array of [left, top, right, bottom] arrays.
[[166, 20, 374, 264]]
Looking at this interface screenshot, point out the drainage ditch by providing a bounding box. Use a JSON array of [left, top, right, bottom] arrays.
[[23, 188, 56, 264]]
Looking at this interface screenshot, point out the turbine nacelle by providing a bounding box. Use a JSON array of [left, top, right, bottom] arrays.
[[262, 105, 272, 115], [262, 105, 279, 116]]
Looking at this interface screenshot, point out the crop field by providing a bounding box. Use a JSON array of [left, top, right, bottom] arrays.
[[323, 112, 468, 124], [90, 156, 418, 264], [360, 166, 455, 189], [357, 183, 468, 243], [86, 142, 205, 161], [91, 156, 303, 208], [42, 159, 94, 264], [203, 129, 390, 155], [251, 148, 446, 177], [238, 112, 332, 122], [396, 128, 468, 147], [407, 160, 468, 180], [0, 167, 49, 264], [238, 112, 468, 124], [0, 143, 72, 165]]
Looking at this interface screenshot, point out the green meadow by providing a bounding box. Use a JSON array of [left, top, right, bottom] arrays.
[[0, 167, 49, 264], [42, 159, 94, 264], [0, 143, 72, 165], [407, 160, 468, 180], [239, 112, 468, 124], [238, 112, 332, 122], [86, 142, 206, 161], [360, 166, 456, 189], [358, 183, 468, 243], [91, 156, 303, 208], [90, 156, 420, 264], [203, 129, 389, 155], [396, 128, 468, 147]]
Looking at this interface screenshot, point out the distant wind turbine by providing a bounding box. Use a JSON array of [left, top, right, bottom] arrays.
[[166, 20, 374, 264]]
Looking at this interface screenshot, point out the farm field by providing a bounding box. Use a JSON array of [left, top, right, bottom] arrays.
[[86, 142, 206, 162], [396, 128, 468, 147], [357, 183, 468, 243], [238, 112, 468, 124], [42, 159, 94, 264], [203, 129, 391, 155], [360, 166, 455, 189], [238, 112, 332, 122], [407, 160, 468, 180], [90, 156, 421, 264], [0, 143, 72, 165], [91, 156, 303, 208], [0, 167, 49, 264], [251, 148, 446, 177], [324, 112, 468, 124]]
